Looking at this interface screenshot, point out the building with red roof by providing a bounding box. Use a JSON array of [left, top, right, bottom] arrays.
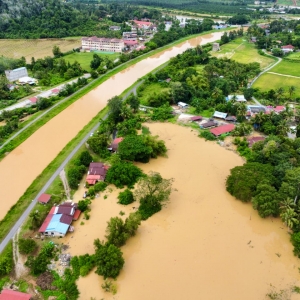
[[86, 174, 101, 185], [110, 137, 124, 152], [133, 20, 153, 29], [0, 289, 32, 300], [81, 36, 124, 53], [190, 116, 202, 121], [38, 193, 51, 204], [281, 44, 294, 53], [124, 40, 138, 47], [274, 105, 285, 113], [88, 162, 109, 182], [29, 97, 38, 104], [247, 136, 265, 147], [51, 88, 60, 94], [210, 124, 235, 136]]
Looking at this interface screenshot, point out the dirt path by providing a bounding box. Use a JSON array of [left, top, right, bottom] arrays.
[[13, 228, 28, 279], [59, 169, 71, 200], [267, 71, 300, 79]]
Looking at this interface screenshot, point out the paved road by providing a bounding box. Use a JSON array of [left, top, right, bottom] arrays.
[[0, 79, 143, 253], [249, 55, 282, 106]]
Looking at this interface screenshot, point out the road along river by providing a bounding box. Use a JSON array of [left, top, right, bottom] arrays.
[[64, 123, 300, 300], [0, 32, 223, 220]]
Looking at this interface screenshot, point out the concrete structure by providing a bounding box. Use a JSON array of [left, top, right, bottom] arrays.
[[123, 32, 137, 40], [212, 43, 220, 51], [18, 76, 37, 85], [0, 289, 32, 300], [5, 67, 28, 82], [227, 95, 246, 102], [82, 37, 124, 53]]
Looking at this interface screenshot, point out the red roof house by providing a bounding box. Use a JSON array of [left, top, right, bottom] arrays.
[[38, 193, 51, 204], [281, 44, 294, 50], [124, 40, 138, 46], [73, 209, 81, 220], [88, 162, 109, 180], [110, 137, 124, 152], [190, 116, 202, 121], [274, 106, 285, 113], [51, 88, 60, 94], [210, 124, 235, 136], [247, 136, 265, 147], [29, 97, 38, 103], [0, 289, 32, 300], [86, 174, 101, 185]]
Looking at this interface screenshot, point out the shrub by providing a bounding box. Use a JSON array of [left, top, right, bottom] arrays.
[[105, 161, 143, 188], [77, 199, 90, 212], [291, 232, 300, 258], [18, 238, 37, 255], [199, 131, 216, 141], [94, 181, 107, 192], [118, 189, 134, 205]]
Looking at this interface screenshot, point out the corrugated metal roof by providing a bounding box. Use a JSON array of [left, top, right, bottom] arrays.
[[0, 289, 31, 300], [73, 210, 81, 220], [38, 193, 51, 203], [210, 124, 235, 136], [213, 111, 227, 119]]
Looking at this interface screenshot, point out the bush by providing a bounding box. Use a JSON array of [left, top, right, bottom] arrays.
[[94, 181, 107, 192], [199, 131, 216, 141], [77, 200, 90, 212], [105, 161, 143, 188], [18, 238, 37, 255], [291, 232, 300, 258], [138, 195, 162, 220], [67, 165, 86, 189], [118, 189, 134, 205]]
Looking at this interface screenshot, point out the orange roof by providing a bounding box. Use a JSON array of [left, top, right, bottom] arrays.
[[73, 209, 81, 220], [210, 124, 235, 136], [38, 193, 51, 203]]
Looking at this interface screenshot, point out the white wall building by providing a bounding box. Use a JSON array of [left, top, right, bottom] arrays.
[[5, 67, 28, 82], [82, 36, 124, 53]]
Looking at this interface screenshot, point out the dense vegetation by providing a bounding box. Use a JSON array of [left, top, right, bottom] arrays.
[[0, 1, 162, 38]]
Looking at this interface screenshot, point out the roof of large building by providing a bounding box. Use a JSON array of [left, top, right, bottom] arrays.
[[210, 124, 235, 136], [88, 162, 108, 177], [82, 36, 123, 43], [201, 121, 218, 128], [0, 289, 31, 300], [213, 111, 227, 119]]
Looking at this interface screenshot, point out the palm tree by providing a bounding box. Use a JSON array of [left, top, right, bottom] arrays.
[[280, 198, 295, 212], [236, 102, 247, 121], [288, 86, 296, 101], [280, 207, 299, 231], [276, 119, 289, 136], [29, 210, 40, 230], [275, 87, 285, 105], [251, 111, 266, 129]]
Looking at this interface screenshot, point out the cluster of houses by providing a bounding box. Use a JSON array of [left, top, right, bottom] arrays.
[[82, 19, 157, 53]]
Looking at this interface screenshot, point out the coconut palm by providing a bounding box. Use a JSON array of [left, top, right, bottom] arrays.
[[236, 102, 247, 121], [29, 210, 41, 230], [280, 207, 299, 230], [288, 86, 296, 101], [280, 197, 295, 212], [251, 111, 267, 129], [276, 119, 289, 136], [275, 87, 285, 105]]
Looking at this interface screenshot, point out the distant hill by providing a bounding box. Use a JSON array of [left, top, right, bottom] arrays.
[[0, 0, 100, 39]]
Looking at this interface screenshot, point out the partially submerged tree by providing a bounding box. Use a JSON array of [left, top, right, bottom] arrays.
[[135, 172, 174, 219]]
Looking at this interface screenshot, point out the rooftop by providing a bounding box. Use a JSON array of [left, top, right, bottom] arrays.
[[38, 193, 51, 204], [210, 124, 235, 136], [0, 289, 31, 300]]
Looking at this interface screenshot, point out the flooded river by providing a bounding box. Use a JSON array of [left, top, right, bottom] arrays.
[[0, 32, 223, 220], [64, 123, 300, 300]]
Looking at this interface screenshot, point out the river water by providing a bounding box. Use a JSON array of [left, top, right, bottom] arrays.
[[64, 123, 300, 300], [0, 32, 223, 220]]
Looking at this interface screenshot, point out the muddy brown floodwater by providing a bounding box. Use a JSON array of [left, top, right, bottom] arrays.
[[0, 32, 223, 220], [64, 123, 300, 300]]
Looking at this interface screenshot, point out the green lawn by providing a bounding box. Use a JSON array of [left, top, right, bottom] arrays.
[[253, 73, 300, 97], [63, 52, 120, 72], [211, 37, 275, 69], [270, 60, 300, 77]]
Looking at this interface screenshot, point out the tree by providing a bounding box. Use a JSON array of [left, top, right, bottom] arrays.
[[143, 134, 167, 158], [105, 161, 143, 188], [291, 232, 300, 257], [281, 208, 298, 230], [105, 217, 128, 247], [272, 48, 284, 57], [276, 120, 289, 136], [118, 135, 152, 163], [90, 54, 102, 70], [52, 45, 62, 57], [236, 102, 247, 122], [252, 184, 279, 218], [135, 172, 173, 219], [87, 134, 110, 157], [94, 240, 125, 279], [288, 86, 296, 101], [124, 212, 141, 237], [67, 165, 86, 189], [118, 189, 134, 205], [226, 162, 275, 202], [29, 210, 41, 230], [77, 151, 93, 167], [108, 96, 123, 123], [279, 167, 300, 204], [232, 123, 252, 136], [19, 238, 37, 255], [77, 199, 90, 212], [127, 93, 140, 112]]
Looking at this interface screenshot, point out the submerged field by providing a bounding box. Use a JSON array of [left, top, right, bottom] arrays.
[[60, 122, 300, 300], [0, 38, 81, 61], [211, 38, 275, 69]]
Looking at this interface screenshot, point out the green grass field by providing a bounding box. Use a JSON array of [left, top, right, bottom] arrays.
[[253, 73, 300, 97], [63, 52, 120, 72], [138, 82, 170, 105], [270, 60, 300, 77], [211, 38, 275, 69]]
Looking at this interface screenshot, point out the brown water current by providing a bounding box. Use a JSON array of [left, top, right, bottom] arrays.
[[0, 32, 223, 220], [64, 123, 300, 300]]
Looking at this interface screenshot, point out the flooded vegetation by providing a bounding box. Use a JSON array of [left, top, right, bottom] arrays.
[[63, 123, 300, 300]]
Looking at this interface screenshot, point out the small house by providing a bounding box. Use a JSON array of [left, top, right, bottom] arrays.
[[38, 193, 51, 204], [0, 289, 32, 300], [227, 95, 246, 102], [247, 136, 265, 147], [210, 124, 235, 136], [281, 44, 294, 53], [109, 138, 124, 152], [178, 102, 189, 109], [190, 116, 202, 122], [213, 111, 227, 119], [200, 121, 218, 129], [225, 116, 237, 122], [5, 67, 28, 82]]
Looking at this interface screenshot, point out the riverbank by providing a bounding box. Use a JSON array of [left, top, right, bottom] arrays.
[[63, 122, 300, 300], [0, 31, 224, 247]]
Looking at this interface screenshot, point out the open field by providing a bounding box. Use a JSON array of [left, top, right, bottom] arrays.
[[63, 51, 120, 72], [211, 38, 275, 69], [253, 73, 300, 97], [270, 60, 300, 77], [138, 82, 170, 105], [0, 38, 81, 61]]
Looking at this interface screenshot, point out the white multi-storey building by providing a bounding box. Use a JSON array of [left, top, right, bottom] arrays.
[[81, 36, 124, 53]]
